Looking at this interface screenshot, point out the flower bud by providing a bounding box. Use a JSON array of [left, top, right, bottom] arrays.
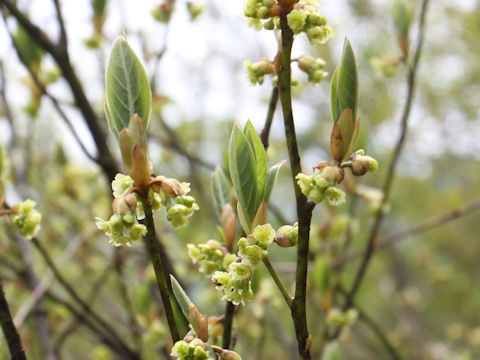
[[274, 223, 298, 247], [321, 165, 344, 184], [350, 150, 379, 176]]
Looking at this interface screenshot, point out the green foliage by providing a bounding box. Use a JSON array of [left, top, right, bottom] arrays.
[[211, 166, 232, 218], [105, 36, 151, 137]]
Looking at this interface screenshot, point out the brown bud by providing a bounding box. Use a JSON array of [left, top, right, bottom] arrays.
[[221, 204, 236, 251], [274, 225, 294, 248], [124, 193, 138, 213], [160, 177, 184, 197], [130, 143, 151, 190], [112, 197, 130, 215], [350, 153, 370, 176], [322, 166, 344, 184], [251, 201, 267, 230], [189, 303, 209, 342], [313, 161, 330, 171]]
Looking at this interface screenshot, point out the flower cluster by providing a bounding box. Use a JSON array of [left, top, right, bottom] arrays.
[[296, 170, 346, 206], [211, 224, 275, 305], [171, 338, 242, 360], [171, 339, 212, 360], [243, 0, 275, 30], [96, 174, 199, 246], [12, 199, 42, 240], [297, 55, 328, 85], [244, 59, 274, 85], [187, 240, 228, 275], [286, 3, 334, 44], [326, 308, 358, 328]]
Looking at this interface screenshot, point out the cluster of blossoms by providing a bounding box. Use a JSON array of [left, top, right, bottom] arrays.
[[171, 339, 213, 360], [297, 55, 328, 85], [286, 3, 334, 44], [96, 174, 199, 246], [296, 170, 346, 207], [187, 240, 229, 275], [190, 224, 296, 305], [243, 0, 333, 86], [12, 199, 42, 240], [171, 338, 241, 360], [326, 308, 358, 328]]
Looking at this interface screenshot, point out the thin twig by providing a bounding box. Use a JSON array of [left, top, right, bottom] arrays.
[[260, 86, 279, 150], [263, 257, 293, 308], [31, 238, 139, 358], [222, 301, 235, 349], [0, 277, 27, 360], [342, 0, 430, 311], [0, 0, 118, 180], [358, 308, 402, 360], [52, 0, 68, 50]]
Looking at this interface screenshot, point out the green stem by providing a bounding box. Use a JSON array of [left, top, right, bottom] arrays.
[[0, 278, 27, 360], [141, 197, 180, 343], [278, 17, 315, 360], [263, 257, 293, 308]]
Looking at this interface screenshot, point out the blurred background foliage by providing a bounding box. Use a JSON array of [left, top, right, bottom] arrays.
[[0, 0, 479, 359]]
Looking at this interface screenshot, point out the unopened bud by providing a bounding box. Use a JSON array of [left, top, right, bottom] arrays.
[[322, 165, 344, 184]]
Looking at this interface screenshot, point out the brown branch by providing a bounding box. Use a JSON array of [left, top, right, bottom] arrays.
[[52, 0, 67, 50], [0, 277, 27, 360], [342, 0, 430, 311], [260, 86, 279, 150], [0, 0, 118, 181]]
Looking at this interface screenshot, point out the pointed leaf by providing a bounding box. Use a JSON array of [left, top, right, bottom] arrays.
[[243, 121, 267, 203], [229, 123, 258, 230], [128, 114, 149, 157], [237, 201, 251, 235], [211, 166, 232, 217], [330, 66, 339, 122], [105, 36, 151, 137], [170, 275, 191, 320], [337, 38, 358, 123], [264, 160, 285, 203]]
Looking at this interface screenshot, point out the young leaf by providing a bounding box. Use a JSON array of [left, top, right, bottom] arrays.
[[211, 166, 232, 217], [170, 275, 191, 320], [243, 121, 267, 203], [330, 66, 339, 122], [336, 38, 358, 122], [105, 36, 151, 137], [264, 160, 285, 203], [229, 123, 259, 232]]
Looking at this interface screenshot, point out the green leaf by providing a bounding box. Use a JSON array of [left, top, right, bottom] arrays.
[[336, 108, 354, 160], [264, 160, 285, 203], [92, 0, 108, 16], [243, 121, 267, 203], [14, 25, 44, 74], [229, 123, 259, 232], [393, 0, 412, 40], [336, 38, 358, 122], [170, 275, 191, 320], [330, 66, 339, 122], [211, 166, 232, 217], [105, 36, 151, 137]]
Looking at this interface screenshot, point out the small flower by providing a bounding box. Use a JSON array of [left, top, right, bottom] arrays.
[[306, 25, 334, 45], [111, 174, 134, 198], [325, 187, 346, 207], [12, 199, 42, 240], [229, 260, 252, 281], [237, 237, 267, 268], [170, 340, 209, 360], [212, 270, 254, 305], [245, 59, 274, 85], [187, 240, 226, 275], [287, 9, 307, 34], [95, 213, 146, 246], [252, 224, 275, 248]]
